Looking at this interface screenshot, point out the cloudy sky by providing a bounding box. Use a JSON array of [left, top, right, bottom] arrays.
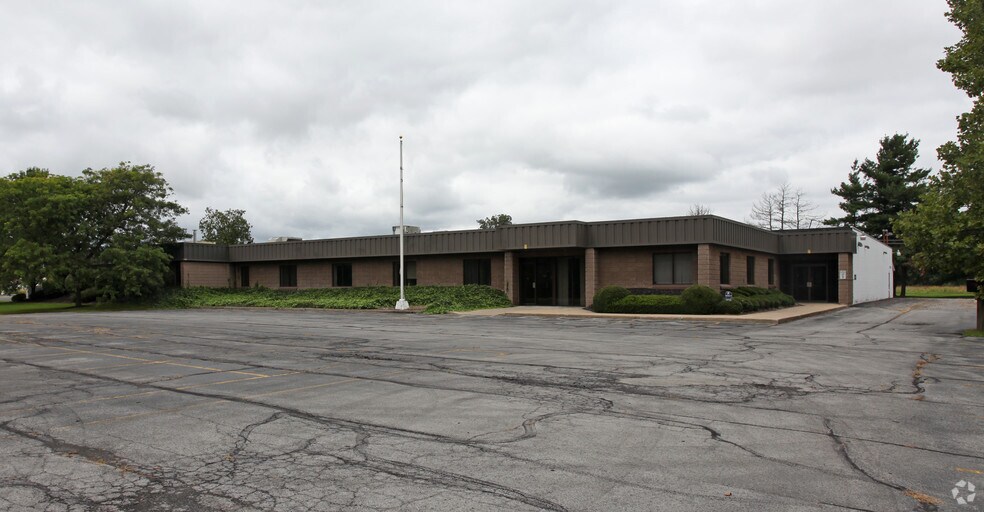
[[0, 1, 970, 241]]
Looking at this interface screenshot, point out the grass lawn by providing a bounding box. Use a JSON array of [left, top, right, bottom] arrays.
[[897, 285, 974, 298], [965, 330, 984, 338], [0, 302, 148, 315], [0, 302, 78, 314]]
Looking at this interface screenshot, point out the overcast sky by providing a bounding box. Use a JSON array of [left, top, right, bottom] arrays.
[[0, 1, 971, 241]]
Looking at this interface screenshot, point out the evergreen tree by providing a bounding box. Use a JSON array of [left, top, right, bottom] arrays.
[[826, 134, 931, 236]]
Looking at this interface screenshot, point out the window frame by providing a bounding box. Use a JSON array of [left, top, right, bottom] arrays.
[[333, 262, 353, 287], [392, 260, 417, 287], [746, 256, 756, 285], [279, 264, 298, 287], [463, 258, 492, 286], [652, 252, 695, 285], [768, 258, 775, 286], [720, 253, 731, 285], [240, 266, 250, 288]]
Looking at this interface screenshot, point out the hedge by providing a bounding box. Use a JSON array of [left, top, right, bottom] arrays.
[[607, 294, 686, 314], [154, 285, 512, 314]]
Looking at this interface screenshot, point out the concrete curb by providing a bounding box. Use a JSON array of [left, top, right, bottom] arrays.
[[457, 304, 848, 325]]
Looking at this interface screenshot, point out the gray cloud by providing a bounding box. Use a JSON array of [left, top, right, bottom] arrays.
[[0, 1, 969, 241]]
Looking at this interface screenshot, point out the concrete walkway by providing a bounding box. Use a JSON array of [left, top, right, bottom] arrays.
[[456, 302, 846, 324]]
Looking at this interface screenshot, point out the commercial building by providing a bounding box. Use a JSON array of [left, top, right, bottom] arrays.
[[170, 215, 894, 306]]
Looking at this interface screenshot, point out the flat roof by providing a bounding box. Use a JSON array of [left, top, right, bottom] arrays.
[[171, 215, 858, 263]]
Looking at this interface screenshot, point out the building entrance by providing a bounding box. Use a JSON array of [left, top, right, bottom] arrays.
[[791, 264, 830, 302], [519, 257, 582, 306]]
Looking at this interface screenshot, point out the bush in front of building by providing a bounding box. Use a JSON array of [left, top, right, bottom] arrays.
[[716, 287, 795, 314], [681, 285, 723, 314], [154, 285, 512, 314], [607, 294, 686, 314], [591, 286, 631, 312], [11, 293, 27, 302]]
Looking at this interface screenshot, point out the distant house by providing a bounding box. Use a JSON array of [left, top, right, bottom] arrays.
[[170, 215, 894, 306]]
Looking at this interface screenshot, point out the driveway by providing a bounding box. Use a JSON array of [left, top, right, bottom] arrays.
[[0, 299, 981, 511]]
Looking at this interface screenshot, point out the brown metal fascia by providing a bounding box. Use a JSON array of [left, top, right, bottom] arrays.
[[777, 228, 857, 255]]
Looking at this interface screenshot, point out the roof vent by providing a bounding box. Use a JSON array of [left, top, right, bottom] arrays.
[[393, 225, 421, 235]]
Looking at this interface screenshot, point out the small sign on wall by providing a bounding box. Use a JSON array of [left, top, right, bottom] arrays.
[[839, 270, 847, 280]]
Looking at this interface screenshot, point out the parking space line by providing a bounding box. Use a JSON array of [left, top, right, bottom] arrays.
[[33, 345, 270, 377], [77, 360, 169, 371], [245, 370, 406, 399], [52, 399, 223, 430]]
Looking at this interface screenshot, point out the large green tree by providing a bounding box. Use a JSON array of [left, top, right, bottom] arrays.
[[199, 207, 254, 244], [2, 163, 188, 306], [896, 0, 984, 330], [826, 134, 931, 296], [0, 168, 77, 297]]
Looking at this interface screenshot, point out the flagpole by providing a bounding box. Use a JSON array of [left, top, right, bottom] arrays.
[[395, 135, 409, 310]]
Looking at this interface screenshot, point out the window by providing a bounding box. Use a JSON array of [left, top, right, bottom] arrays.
[[768, 258, 775, 285], [652, 253, 694, 284], [392, 261, 417, 286], [747, 256, 756, 285], [240, 266, 250, 288], [333, 263, 352, 287], [720, 253, 731, 285], [279, 265, 297, 287], [463, 258, 492, 286]]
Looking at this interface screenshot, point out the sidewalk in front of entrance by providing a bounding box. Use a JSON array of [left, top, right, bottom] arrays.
[[456, 302, 846, 325]]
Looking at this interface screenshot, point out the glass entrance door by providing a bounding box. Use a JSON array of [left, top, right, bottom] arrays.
[[792, 264, 829, 302], [519, 258, 557, 305]]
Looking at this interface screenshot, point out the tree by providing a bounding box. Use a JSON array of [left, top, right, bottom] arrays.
[[825, 134, 931, 235], [477, 213, 513, 229], [749, 183, 821, 230], [0, 169, 76, 298], [688, 204, 712, 216], [7, 163, 190, 306], [199, 207, 254, 245], [825, 134, 931, 296], [897, 0, 984, 330]]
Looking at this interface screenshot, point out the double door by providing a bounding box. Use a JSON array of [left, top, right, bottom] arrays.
[[792, 264, 829, 302], [519, 257, 582, 306]]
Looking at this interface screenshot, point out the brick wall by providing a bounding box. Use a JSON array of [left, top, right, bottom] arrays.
[[353, 259, 392, 287], [597, 246, 696, 291], [838, 253, 853, 305], [504, 252, 518, 304], [181, 262, 232, 288], [710, 245, 779, 290], [585, 248, 598, 304]]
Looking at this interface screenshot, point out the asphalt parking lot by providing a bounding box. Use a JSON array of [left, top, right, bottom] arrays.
[[0, 299, 981, 511]]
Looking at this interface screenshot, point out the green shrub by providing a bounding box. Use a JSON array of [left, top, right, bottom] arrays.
[[11, 293, 27, 303], [717, 288, 794, 314], [716, 299, 745, 314], [153, 285, 512, 314], [592, 285, 630, 312], [607, 294, 686, 314], [681, 285, 723, 314]]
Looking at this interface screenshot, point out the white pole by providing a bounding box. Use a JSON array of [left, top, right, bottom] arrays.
[[395, 135, 409, 310]]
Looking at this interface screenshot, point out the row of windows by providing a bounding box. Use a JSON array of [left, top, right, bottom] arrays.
[[263, 255, 776, 288], [253, 259, 494, 288], [651, 252, 776, 286], [719, 253, 775, 286]]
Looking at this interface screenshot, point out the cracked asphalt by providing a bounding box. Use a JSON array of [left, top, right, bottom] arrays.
[[0, 298, 981, 512]]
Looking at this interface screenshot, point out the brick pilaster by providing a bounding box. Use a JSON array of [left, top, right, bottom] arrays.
[[585, 248, 598, 307], [838, 253, 853, 305]]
